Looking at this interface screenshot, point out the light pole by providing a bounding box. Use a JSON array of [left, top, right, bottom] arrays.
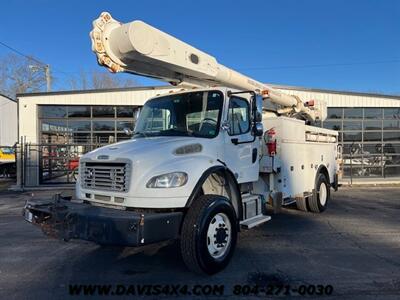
[[45, 64, 51, 92], [29, 64, 51, 92]]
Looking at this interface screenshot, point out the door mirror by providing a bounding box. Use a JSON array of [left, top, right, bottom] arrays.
[[255, 95, 263, 122], [221, 121, 230, 132], [253, 122, 264, 137], [134, 108, 141, 121], [123, 128, 133, 136]]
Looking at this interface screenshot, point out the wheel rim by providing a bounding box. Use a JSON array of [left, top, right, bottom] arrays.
[[319, 182, 328, 206], [206, 212, 231, 259]]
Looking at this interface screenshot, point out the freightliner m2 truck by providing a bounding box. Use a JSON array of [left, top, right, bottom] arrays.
[[24, 12, 339, 274]]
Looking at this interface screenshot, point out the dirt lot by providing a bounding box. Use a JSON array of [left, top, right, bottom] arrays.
[[0, 187, 399, 299]]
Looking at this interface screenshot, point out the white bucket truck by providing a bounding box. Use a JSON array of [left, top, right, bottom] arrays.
[[24, 12, 339, 274]]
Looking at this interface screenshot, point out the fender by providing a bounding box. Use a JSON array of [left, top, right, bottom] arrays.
[[315, 164, 330, 187], [185, 165, 243, 221]]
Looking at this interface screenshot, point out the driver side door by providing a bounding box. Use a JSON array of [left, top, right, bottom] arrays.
[[222, 96, 260, 183]]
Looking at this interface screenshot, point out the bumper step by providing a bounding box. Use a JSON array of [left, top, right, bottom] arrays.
[[240, 215, 271, 229]]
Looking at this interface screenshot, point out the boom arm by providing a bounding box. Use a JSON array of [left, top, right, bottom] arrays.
[[90, 12, 321, 121]]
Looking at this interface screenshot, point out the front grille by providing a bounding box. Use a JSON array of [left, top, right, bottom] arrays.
[[81, 162, 129, 192]]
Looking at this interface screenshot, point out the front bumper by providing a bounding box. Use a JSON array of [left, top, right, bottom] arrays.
[[23, 194, 183, 247]]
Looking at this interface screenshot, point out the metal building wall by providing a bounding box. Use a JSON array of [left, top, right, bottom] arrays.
[[0, 94, 17, 146], [16, 85, 400, 187], [18, 86, 178, 143], [274, 85, 400, 108], [273, 85, 400, 183]]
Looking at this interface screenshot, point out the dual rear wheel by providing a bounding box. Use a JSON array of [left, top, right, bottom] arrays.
[[296, 173, 330, 213]]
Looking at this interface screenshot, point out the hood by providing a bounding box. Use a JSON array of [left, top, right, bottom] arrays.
[[82, 136, 206, 161]]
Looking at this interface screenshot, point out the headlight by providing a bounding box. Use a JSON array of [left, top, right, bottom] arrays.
[[146, 172, 188, 188]]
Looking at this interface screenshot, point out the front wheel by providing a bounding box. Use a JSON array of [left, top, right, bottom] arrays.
[[180, 194, 238, 275]]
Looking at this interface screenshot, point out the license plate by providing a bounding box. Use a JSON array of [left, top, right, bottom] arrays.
[[24, 210, 33, 223]]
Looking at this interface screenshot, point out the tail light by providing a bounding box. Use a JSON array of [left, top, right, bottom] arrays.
[[265, 128, 277, 156]]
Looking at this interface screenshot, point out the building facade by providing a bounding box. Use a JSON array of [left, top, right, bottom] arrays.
[[17, 85, 400, 187], [274, 85, 400, 183], [17, 86, 178, 186], [0, 94, 17, 146]]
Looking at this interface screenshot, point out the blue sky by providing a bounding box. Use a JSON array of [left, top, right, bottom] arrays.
[[0, 0, 399, 94]]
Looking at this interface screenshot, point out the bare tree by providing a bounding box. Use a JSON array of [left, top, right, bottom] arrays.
[[68, 70, 89, 91], [0, 53, 139, 97], [68, 70, 138, 90], [0, 54, 49, 98]]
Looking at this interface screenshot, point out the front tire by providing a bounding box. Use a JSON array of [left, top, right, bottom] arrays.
[[180, 194, 238, 275]]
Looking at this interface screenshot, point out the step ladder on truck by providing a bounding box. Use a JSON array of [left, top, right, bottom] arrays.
[[23, 12, 340, 275]]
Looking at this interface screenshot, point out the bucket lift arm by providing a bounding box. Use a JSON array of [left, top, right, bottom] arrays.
[[90, 12, 321, 122]]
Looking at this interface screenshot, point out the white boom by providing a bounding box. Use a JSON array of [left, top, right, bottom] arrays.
[[90, 12, 320, 121]]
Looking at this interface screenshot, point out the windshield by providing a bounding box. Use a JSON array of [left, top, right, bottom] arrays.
[[134, 91, 223, 138]]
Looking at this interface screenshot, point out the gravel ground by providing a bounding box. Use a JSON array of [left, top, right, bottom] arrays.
[[0, 187, 399, 299]]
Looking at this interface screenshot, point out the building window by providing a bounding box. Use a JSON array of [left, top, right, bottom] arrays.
[[327, 108, 342, 119], [117, 107, 135, 118], [39, 105, 139, 146], [323, 107, 400, 179], [39, 106, 67, 118], [323, 120, 341, 131], [92, 106, 116, 118], [384, 108, 400, 119], [363, 120, 382, 131], [343, 108, 363, 119], [342, 121, 362, 131], [68, 106, 91, 118], [38, 105, 140, 184], [117, 121, 134, 131], [364, 108, 382, 119]]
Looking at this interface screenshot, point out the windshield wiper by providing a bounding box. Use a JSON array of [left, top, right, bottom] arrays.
[[133, 131, 148, 138], [158, 129, 192, 137], [134, 129, 202, 138]]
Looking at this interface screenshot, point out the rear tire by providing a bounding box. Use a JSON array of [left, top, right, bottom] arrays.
[[180, 194, 237, 275], [296, 196, 308, 212], [308, 173, 330, 213]]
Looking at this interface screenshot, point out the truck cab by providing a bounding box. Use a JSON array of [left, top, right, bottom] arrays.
[[77, 87, 263, 211]]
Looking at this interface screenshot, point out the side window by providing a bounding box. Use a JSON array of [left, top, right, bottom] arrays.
[[228, 97, 250, 135]]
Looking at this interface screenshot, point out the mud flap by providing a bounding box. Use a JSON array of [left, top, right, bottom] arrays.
[[333, 173, 339, 191], [269, 191, 283, 214]]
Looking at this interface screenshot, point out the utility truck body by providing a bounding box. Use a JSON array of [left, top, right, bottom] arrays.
[[24, 13, 339, 274]]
